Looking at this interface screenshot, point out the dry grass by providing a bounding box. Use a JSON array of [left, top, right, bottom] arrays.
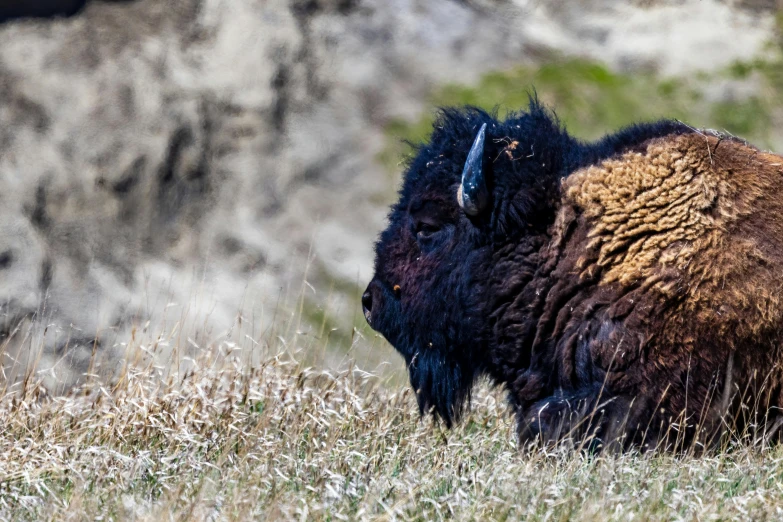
[[3, 314, 783, 521]]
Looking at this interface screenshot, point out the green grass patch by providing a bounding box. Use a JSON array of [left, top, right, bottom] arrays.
[[381, 54, 783, 171]]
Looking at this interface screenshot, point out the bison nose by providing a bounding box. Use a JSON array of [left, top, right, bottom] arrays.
[[362, 280, 381, 326]]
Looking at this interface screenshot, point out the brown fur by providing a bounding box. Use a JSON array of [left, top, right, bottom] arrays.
[[529, 133, 783, 448]]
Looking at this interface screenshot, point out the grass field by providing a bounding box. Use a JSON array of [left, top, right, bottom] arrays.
[[4, 308, 783, 522]]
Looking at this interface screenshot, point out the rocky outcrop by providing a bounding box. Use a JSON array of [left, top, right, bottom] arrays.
[[0, 0, 776, 386]]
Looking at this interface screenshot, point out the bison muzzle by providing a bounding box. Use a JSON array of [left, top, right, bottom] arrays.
[[364, 99, 783, 451]]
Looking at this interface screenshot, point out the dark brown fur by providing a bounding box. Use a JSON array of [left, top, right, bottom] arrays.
[[507, 133, 783, 449]]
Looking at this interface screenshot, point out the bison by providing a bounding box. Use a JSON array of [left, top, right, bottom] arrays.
[[363, 99, 783, 451]]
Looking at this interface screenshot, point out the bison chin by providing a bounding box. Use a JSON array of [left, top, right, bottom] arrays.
[[406, 347, 477, 428]]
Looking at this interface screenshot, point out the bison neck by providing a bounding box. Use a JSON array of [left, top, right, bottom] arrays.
[[483, 230, 560, 396], [483, 204, 600, 410]]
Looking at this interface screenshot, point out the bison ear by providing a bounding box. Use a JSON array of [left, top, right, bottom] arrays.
[[457, 123, 489, 216]]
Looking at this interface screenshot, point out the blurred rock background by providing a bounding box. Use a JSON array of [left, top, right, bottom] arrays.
[[0, 0, 782, 386]]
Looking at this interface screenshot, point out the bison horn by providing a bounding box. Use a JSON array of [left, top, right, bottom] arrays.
[[457, 123, 488, 216]]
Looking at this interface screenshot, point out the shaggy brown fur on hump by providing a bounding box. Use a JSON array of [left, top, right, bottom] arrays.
[[563, 133, 783, 345], [488, 132, 783, 449]]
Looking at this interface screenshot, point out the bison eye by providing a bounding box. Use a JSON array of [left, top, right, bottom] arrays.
[[415, 222, 441, 241]]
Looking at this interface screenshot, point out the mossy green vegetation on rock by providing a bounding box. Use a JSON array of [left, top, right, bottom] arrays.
[[382, 54, 783, 171]]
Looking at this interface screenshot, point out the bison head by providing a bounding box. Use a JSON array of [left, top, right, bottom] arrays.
[[363, 100, 580, 426]]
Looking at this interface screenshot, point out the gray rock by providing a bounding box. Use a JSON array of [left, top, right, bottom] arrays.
[[0, 0, 775, 386]]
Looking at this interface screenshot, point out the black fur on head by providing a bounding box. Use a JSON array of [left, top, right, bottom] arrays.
[[363, 97, 575, 426], [363, 96, 685, 426]]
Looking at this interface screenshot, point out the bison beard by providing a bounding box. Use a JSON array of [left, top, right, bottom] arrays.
[[406, 348, 475, 428], [365, 98, 783, 452]]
